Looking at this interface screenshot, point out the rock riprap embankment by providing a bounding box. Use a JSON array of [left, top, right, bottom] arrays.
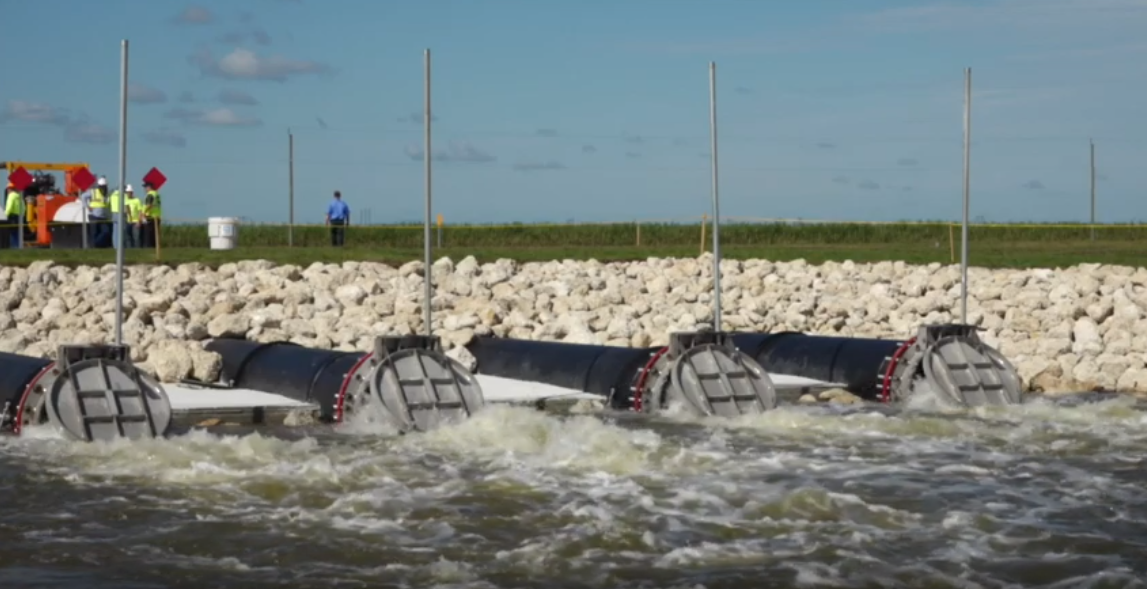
[[0, 256, 1144, 394]]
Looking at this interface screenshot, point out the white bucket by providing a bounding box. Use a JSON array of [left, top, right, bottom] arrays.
[[207, 217, 239, 250]]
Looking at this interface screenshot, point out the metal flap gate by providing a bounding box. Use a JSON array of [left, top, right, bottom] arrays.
[[880, 324, 1023, 408], [40, 345, 173, 442], [641, 331, 778, 417], [364, 336, 485, 433]]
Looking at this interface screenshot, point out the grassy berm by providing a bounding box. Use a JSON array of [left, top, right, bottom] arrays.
[[1, 221, 1143, 269]]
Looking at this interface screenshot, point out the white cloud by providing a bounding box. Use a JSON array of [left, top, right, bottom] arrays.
[[189, 47, 332, 82], [0, 100, 70, 124], [403, 142, 496, 163], [0, 100, 114, 144], [218, 89, 259, 105], [198, 108, 262, 127], [513, 160, 565, 172], [128, 84, 167, 104], [164, 106, 262, 127], [856, 0, 1147, 32], [143, 128, 188, 148], [64, 123, 116, 145], [174, 6, 214, 24]]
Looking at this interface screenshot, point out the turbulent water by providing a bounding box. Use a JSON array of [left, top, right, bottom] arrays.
[[3, 388, 1147, 589]]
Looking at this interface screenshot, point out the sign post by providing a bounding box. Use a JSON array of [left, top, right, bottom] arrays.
[[142, 166, 166, 259], [7, 167, 33, 250], [71, 167, 96, 250]]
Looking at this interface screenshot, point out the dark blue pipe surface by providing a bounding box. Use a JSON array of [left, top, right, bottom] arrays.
[[202, 330, 911, 416], [468, 333, 907, 402], [464, 336, 657, 408], [204, 339, 366, 420], [729, 332, 905, 399], [0, 351, 52, 409]]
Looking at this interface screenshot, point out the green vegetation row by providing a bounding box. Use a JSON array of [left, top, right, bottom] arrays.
[[159, 221, 1147, 249], [2, 240, 1143, 270]]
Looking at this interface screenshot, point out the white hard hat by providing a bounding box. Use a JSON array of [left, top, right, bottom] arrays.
[[125, 184, 134, 192], [97, 177, 107, 186]]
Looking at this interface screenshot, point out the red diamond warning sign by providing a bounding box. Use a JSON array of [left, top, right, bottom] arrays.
[[142, 167, 167, 191], [71, 167, 96, 192], [7, 167, 32, 191]]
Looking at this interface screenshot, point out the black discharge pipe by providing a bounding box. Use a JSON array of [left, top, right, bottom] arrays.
[[464, 332, 909, 405], [201, 330, 912, 417], [0, 351, 53, 416], [464, 336, 658, 408], [728, 332, 906, 400], [204, 339, 368, 421]]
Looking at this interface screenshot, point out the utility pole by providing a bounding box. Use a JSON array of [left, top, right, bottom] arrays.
[[1090, 138, 1096, 241]]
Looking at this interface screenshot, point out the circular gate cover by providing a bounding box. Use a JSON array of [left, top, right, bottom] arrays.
[[44, 359, 173, 442], [924, 338, 1023, 407], [368, 349, 485, 432], [668, 344, 778, 417]]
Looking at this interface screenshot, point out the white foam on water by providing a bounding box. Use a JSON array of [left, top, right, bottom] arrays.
[[4, 380, 1147, 587]]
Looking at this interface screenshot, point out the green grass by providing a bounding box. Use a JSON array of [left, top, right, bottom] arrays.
[[156, 220, 1147, 249], [3, 220, 1143, 269], [1, 240, 1143, 270]]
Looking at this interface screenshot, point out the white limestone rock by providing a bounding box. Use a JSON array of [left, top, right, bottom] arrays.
[[4, 257, 1147, 394]]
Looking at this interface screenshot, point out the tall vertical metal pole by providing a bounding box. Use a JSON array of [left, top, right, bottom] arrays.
[[422, 48, 433, 336], [960, 67, 971, 325], [115, 39, 129, 345], [288, 129, 295, 246], [708, 61, 722, 331], [1090, 138, 1096, 241]]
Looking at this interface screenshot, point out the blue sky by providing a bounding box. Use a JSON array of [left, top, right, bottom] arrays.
[[2, 0, 1146, 225]]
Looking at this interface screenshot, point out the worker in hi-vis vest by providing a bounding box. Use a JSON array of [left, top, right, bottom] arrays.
[[89, 177, 110, 248], [109, 184, 141, 249], [142, 180, 161, 248], [125, 186, 143, 248], [108, 185, 124, 251], [3, 181, 22, 249]]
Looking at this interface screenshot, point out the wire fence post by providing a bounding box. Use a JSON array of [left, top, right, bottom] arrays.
[[1090, 138, 1096, 241], [699, 214, 707, 254]]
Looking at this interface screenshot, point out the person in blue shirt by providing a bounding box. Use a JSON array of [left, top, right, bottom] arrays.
[[325, 190, 350, 246]]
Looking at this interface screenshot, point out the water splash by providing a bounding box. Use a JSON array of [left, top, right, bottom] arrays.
[[3, 384, 1147, 588]]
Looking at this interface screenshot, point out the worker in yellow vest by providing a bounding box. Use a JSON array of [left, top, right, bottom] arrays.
[[108, 185, 124, 250], [89, 177, 110, 248], [125, 186, 142, 248], [142, 180, 162, 248], [3, 181, 22, 249]]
